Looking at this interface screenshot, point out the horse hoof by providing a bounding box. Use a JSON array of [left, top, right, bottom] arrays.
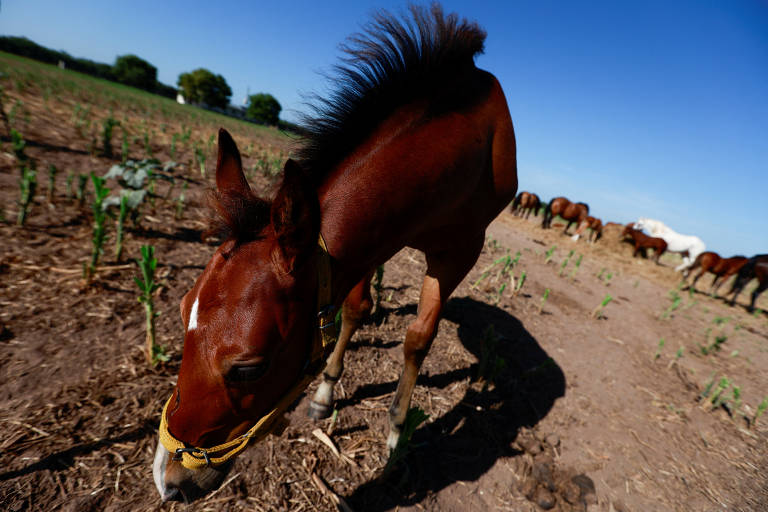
[[307, 400, 332, 420]]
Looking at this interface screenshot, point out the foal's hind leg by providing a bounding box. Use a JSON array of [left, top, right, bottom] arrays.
[[387, 235, 484, 452], [308, 270, 374, 419], [748, 281, 767, 312]]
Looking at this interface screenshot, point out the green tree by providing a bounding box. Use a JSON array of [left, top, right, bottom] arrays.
[[112, 55, 157, 90], [246, 93, 282, 125], [177, 69, 232, 109]]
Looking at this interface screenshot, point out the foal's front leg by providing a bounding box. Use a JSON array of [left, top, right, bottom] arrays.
[[309, 271, 374, 419], [387, 238, 483, 451]]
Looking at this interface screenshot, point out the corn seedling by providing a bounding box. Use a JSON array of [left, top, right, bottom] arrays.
[[10, 128, 27, 167], [675, 347, 684, 360], [659, 290, 682, 320], [597, 267, 606, 280], [114, 195, 128, 262], [373, 265, 385, 316], [76, 173, 88, 207], [591, 294, 612, 319], [101, 115, 119, 157], [382, 406, 429, 477], [544, 245, 556, 264], [84, 173, 110, 280], [603, 271, 613, 285], [135, 245, 165, 365], [121, 128, 129, 163], [17, 164, 37, 226], [754, 397, 768, 427], [698, 328, 727, 355], [709, 377, 732, 410], [514, 270, 526, 295], [476, 325, 506, 390], [194, 142, 206, 176], [175, 181, 188, 219], [559, 250, 574, 276], [654, 338, 665, 360], [539, 288, 550, 314], [46, 164, 57, 203], [569, 254, 583, 280], [65, 171, 74, 198], [170, 133, 178, 160]]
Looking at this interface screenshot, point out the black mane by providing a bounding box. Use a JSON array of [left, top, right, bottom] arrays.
[[296, 3, 487, 181]]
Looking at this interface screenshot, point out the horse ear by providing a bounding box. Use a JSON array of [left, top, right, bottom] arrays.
[[270, 159, 320, 273], [215, 128, 250, 195]]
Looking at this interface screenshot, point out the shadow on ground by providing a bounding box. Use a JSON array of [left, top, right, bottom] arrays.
[[345, 296, 566, 510]]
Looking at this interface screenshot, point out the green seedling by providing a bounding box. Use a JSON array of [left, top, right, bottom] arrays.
[[101, 115, 119, 157], [46, 164, 57, 203], [17, 164, 37, 226], [194, 142, 206, 176], [591, 294, 612, 319], [559, 250, 574, 276], [143, 129, 152, 158], [382, 406, 429, 477], [699, 329, 727, 356], [114, 194, 129, 261], [597, 267, 606, 280], [675, 347, 684, 360], [11, 128, 27, 165], [175, 181, 188, 219], [511, 251, 521, 267], [476, 325, 506, 389], [654, 338, 666, 360], [121, 128, 129, 163], [569, 254, 583, 280], [135, 245, 165, 364], [539, 288, 550, 314], [544, 245, 556, 264], [712, 316, 730, 326], [709, 377, 732, 410], [76, 173, 88, 207], [514, 270, 526, 295], [373, 265, 385, 316], [699, 373, 717, 402], [660, 290, 682, 320], [84, 173, 110, 280], [754, 397, 768, 427], [603, 271, 613, 285], [65, 171, 74, 198]]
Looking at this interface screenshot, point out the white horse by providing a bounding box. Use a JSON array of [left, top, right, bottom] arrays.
[[634, 217, 706, 273]]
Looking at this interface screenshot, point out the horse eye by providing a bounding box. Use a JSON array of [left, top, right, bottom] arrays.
[[228, 364, 269, 382]]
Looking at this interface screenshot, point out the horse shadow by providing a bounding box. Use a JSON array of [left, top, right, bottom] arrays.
[[345, 296, 566, 510]]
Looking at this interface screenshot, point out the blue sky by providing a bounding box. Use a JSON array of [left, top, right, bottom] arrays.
[[3, 1, 767, 255]]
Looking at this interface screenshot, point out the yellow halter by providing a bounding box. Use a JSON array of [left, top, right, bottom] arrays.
[[157, 235, 337, 470]]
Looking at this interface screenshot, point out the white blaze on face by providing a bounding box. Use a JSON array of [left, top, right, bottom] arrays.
[[188, 297, 199, 331]]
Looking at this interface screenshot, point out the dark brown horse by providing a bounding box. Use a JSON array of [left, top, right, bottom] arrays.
[[153, 6, 518, 503], [510, 191, 540, 219], [541, 196, 589, 233], [688, 252, 748, 296], [621, 223, 667, 263], [572, 215, 602, 242], [728, 254, 768, 312]]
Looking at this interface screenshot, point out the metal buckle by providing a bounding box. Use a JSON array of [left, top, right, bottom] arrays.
[[174, 447, 211, 467]]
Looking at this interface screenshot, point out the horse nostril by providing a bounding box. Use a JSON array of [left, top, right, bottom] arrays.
[[161, 485, 182, 503]]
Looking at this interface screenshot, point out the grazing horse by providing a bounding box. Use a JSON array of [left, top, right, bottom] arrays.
[[510, 191, 540, 219], [572, 215, 602, 242], [152, 6, 517, 503], [633, 217, 705, 274], [541, 196, 589, 234], [729, 254, 768, 312], [688, 252, 748, 297], [621, 223, 667, 263]]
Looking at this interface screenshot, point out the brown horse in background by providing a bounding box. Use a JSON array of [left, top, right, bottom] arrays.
[[572, 215, 602, 242], [541, 196, 589, 233], [153, 6, 518, 503], [510, 191, 540, 219], [729, 254, 768, 312], [621, 223, 667, 263], [688, 252, 748, 296]]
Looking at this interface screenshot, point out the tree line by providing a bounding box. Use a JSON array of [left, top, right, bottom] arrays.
[[0, 36, 283, 126]]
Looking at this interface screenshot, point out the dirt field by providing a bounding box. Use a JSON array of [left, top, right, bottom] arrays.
[[1, 53, 767, 512]]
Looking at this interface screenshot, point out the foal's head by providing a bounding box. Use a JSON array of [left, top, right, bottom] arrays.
[[153, 130, 321, 503]]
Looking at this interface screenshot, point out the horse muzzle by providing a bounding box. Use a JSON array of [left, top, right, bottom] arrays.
[[152, 440, 233, 503]]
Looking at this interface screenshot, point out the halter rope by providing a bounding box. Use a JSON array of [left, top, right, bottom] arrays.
[[157, 234, 337, 470]]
